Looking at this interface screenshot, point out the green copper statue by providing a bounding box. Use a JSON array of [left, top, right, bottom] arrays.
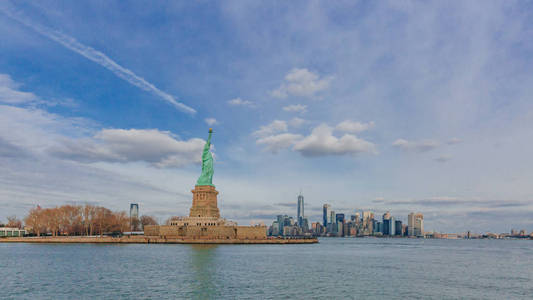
[[196, 128, 215, 187]]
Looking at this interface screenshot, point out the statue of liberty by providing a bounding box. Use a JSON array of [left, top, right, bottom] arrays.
[[196, 128, 215, 187]]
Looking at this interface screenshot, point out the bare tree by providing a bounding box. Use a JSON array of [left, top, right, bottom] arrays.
[[6, 215, 22, 229], [140, 215, 158, 228], [24, 206, 44, 236]]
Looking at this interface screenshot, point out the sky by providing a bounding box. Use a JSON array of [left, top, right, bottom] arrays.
[[1, 1, 533, 233]]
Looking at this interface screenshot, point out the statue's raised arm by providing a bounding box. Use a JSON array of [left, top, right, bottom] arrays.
[[196, 128, 215, 187]]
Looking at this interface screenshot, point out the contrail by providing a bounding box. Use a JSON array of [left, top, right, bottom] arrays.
[[0, 6, 196, 114]]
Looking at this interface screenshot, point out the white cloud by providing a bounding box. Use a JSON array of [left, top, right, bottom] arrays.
[[204, 118, 218, 126], [252, 120, 288, 137], [227, 97, 254, 107], [392, 139, 440, 152], [283, 104, 307, 113], [50, 129, 205, 168], [335, 120, 375, 133], [256, 133, 303, 153], [0, 74, 38, 104], [289, 117, 306, 128], [0, 8, 195, 114], [271, 68, 332, 99], [293, 124, 377, 157]]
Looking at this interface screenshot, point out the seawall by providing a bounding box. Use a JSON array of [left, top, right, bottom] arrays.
[[0, 236, 318, 244]]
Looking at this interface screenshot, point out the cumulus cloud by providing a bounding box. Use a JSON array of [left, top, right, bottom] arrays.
[[256, 133, 303, 153], [335, 120, 375, 133], [392, 138, 439, 152], [204, 118, 218, 126], [252, 120, 288, 137], [283, 104, 307, 113], [50, 129, 205, 168], [0, 74, 38, 104], [293, 124, 377, 157], [227, 97, 254, 107], [271, 68, 332, 99]]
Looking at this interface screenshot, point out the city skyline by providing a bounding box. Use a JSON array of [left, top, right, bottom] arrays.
[[268, 192, 530, 237], [1, 1, 533, 233]]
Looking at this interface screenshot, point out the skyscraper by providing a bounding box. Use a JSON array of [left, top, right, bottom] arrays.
[[408, 213, 415, 236], [382, 212, 391, 235], [362, 211, 374, 235], [414, 213, 424, 236], [297, 192, 304, 228], [408, 212, 424, 237], [395, 220, 403, 236], [323, 204, 332, 227], [130, 203, 139, 232], [130, 203, 139, 219], [335, 213, 345, 224], [389, 216, 395, 236]]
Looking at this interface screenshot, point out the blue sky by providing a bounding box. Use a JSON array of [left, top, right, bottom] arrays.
[[1, 1, 533, 233]]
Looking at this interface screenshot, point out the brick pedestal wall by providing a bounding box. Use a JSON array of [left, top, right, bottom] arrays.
[[190, 185, 220, 218]]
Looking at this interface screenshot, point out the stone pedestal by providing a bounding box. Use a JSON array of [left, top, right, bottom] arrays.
[[189, 185, 220, 218]]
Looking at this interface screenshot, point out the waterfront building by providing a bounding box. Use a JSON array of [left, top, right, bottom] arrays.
[[301, 218, 309, 232], [337, 222, 343, 236], [130, 203, 139, 219], [395, 220, 403, 236], [408, 212, 424, 237], [336, 213, 345, 224], [362, 211, 374, 235], [0, 227, 26, 237], [270, 221, 280, 236], [389, 216, 395, 236], [323, 204, 332, 227], [382, 220, 389, 235], [408, 213, 414, 236], [130, 203, 140, 231]]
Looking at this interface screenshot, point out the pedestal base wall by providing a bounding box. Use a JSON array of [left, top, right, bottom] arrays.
[[144, 225, 267, 240]]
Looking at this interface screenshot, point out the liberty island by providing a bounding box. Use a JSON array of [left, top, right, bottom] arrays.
[[1, 129, 317, 245]]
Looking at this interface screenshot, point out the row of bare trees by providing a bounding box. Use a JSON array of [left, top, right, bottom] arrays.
[[21, 205, 158, 236]]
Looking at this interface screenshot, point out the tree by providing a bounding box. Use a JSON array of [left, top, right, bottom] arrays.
[[131, 216, 141, 231], [140, 215, 158, 229], [114, 211, 130, 234], [43, 208, 61, 236], [24, 206, 45, 236], [59, 205, 83, 235], [82, 204, 96, 236], [6, 215, 22, 229], [93, 207, 113, 236]]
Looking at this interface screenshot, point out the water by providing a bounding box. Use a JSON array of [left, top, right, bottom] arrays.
[[1, 238, 532, 299]]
